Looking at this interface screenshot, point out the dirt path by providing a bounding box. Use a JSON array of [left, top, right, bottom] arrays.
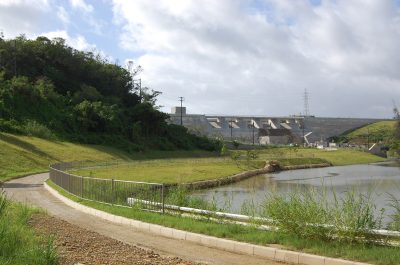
[[4, 173, 280, 265], [30, 214, 200, 265]]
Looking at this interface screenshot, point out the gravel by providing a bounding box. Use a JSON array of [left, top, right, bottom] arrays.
[[29, 214, 202, 265]]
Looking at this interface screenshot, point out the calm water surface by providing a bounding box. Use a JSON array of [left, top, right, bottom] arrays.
[[193, 162, 400, 223]]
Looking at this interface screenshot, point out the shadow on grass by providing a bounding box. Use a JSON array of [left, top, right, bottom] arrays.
[[0, 133, 58, 161]]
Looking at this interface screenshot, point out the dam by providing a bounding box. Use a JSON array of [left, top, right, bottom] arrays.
[[169, 107, 386, 145]]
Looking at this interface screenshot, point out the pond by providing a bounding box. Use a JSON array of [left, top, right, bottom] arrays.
[[193, 162, 400, 224]]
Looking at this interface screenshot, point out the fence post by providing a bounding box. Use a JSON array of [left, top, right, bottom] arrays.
[[81, 176, 84, 198], [161, 184, 165, 214], [68, 173, 71, 192], [111, 179, 115, 205]]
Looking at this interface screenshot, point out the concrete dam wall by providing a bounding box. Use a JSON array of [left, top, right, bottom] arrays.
[[169, 108, 385, 145]]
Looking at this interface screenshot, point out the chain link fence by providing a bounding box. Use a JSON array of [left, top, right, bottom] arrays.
[[49, 161, 165, 212]]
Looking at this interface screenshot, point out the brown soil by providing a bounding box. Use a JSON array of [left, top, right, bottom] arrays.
[[29, 214, 202, 265]]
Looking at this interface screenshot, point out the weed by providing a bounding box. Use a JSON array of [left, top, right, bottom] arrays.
[[387, 192, 400, 231], [262, 186, 384, 243]]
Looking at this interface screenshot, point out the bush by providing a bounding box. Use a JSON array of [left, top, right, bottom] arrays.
[[22, 120, 56, 140]]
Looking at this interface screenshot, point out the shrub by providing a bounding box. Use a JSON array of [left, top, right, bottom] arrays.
[[22, 120, 56, 140]]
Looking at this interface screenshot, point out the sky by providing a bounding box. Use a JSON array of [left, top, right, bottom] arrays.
[[1, 0, 400, 118]]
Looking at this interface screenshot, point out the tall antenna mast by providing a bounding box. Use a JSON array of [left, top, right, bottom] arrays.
[[303, 88, 310, 117]]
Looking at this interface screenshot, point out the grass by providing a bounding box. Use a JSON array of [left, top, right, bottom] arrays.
[[70, 147, 385, 183], [255, 147, 386, 166], [342, 121, 396, 144], [0, 191, 58, 265], [47, 180, 400, 265], [0, 132, 216, 182], [72, 158, 265, 184], [263, 187, 385, 243]]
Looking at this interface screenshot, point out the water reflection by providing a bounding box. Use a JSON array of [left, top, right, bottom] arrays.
[[193, 162, 400, 224]]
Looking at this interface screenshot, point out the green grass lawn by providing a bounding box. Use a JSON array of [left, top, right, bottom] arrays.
[[255, 147, 386, 166], [72, 158, 264, 184], [0, 132, 216, 182], [47, 179, 400, 265], [343, 121, 396, 144], [72, 147, 385, 184]]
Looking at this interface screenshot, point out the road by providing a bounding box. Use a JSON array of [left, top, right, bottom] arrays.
[[4, 173, 280, 265]]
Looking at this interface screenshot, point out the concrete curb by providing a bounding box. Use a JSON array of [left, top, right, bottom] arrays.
[[44, 182, 371, 265]]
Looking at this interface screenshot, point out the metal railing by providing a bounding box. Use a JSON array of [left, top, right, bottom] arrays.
[[49, 161, 165, 212]]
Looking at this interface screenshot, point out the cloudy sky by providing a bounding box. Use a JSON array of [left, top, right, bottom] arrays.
[[1, 0, 400, 118]]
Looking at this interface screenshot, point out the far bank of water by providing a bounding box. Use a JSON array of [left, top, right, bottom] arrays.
[[193, 162, 400, 224]]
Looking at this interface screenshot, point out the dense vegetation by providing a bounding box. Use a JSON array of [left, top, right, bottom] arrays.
[[0, 36, 220, 152]]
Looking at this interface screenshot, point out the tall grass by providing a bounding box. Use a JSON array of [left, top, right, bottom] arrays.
[[388, 193, 400, 231], [0, 190, 58, 265], [262, 186, 384, 243]]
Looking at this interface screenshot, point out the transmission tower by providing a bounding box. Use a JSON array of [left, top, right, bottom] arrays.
[[303, 89, 310, 117]]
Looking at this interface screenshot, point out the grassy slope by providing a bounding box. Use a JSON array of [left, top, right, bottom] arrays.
[[0, 132, 385, 184], [0, 132, 215, 182], [343, 121, 396, 144], [256, 147, 386, 166]]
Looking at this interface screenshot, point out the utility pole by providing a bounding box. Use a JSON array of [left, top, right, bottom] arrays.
[[301, 118, 305, 147], [229, 119, 234, 140], [179, 96, 184, 126], [13, 39, 17, 76], [252, 120, 255, 145], [248, 120, 255, 145]]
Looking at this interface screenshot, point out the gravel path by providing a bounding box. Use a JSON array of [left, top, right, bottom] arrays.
[[29, 214, 200, 265], [4, 173, 280, 265]]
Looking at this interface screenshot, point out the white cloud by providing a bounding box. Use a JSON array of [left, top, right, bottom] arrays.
[[0, 0, 50, 38], [69, 0, 93, 13], [57, 6, 70, 26], [112, 0, 400, 118], [41, 30, 96, 51]]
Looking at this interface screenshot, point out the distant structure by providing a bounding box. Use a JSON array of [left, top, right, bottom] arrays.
[[303, 88, 310, 117], [169, 107, 387, 145]]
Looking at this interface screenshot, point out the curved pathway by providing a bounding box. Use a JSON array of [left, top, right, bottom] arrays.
[[4, 173, 280, 265]]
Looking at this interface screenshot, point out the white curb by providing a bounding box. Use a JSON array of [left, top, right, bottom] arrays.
[[44, 182, 372, 265]]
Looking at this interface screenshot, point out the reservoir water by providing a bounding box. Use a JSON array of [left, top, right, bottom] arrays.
[[193, 162, 400, 224]]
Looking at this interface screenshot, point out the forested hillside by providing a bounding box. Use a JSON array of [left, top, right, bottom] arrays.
[[0, 36, 219, 152]]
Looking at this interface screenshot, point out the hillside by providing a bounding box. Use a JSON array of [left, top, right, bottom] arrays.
[[0, 36, 220, 152], [338, 121, 396, 144], [0, 132, 214, 182]]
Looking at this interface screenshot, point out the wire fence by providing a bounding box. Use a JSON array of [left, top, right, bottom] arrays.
[[49, 161, 165, 212]]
